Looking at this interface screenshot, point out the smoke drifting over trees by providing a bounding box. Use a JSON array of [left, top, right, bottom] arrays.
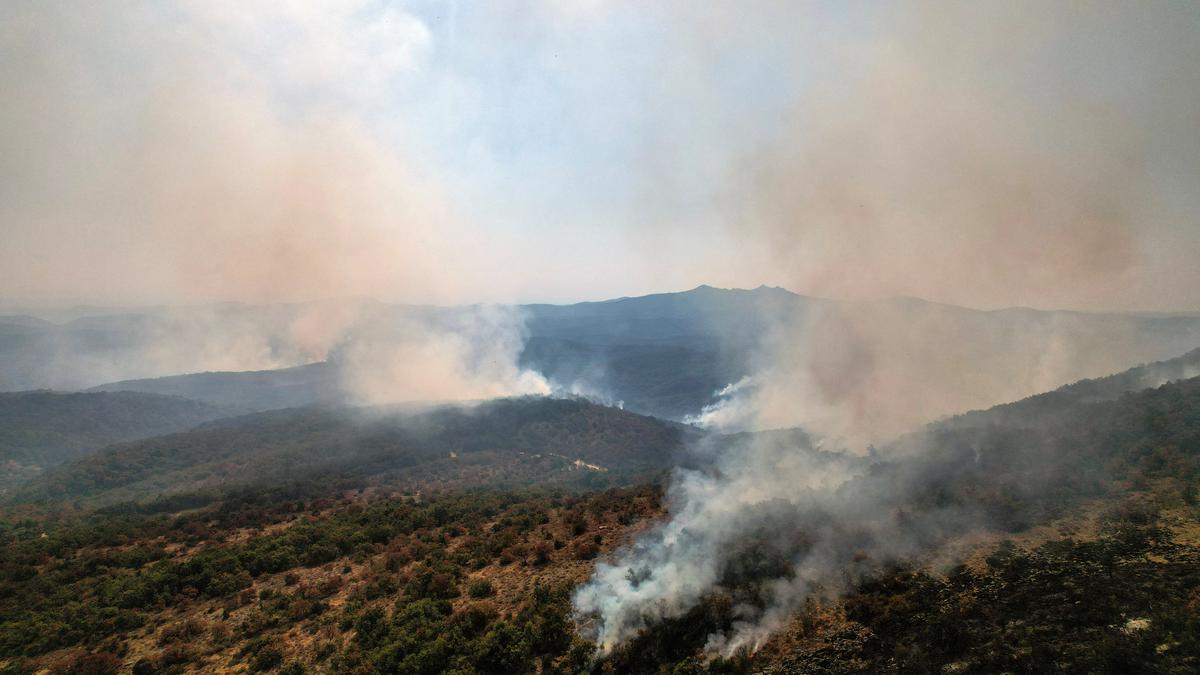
[[574, 2, 1200, 653], [3, 2, 1200, 663], [5, 0, 1197, 426]]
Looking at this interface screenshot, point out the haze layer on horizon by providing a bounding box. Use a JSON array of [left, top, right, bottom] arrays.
[[3, 1, 1199, 312]]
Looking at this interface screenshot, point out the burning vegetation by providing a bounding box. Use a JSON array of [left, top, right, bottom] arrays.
[[1, 365, 1200, 673]]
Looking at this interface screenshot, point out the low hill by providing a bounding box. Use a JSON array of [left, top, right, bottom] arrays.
[[87, 361, 342, 412], [15, 287, 1200, 426], [938, 346, 1200, 430], [0, 390, 229, 491], [591, 372, 1200, 672], [15, 397, 688, 506], [519, 337, 743, 419], [4, 371, 1200, 672]]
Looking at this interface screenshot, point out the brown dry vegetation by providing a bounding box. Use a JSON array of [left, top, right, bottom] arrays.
[[0, 483, 666, 674]]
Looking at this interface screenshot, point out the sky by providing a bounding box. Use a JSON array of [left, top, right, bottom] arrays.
[[2, 1, 1198, 311]]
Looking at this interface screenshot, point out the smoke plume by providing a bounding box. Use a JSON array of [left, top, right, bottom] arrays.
[[574, 431, 865, 653], [576, 0, 1200, 654], [334, 305, 551, 405], [0, 1, 552, 400], [0, 0, 510, 308]]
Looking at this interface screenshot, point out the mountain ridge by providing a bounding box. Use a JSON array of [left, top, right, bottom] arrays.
[[6, 285, 1200, 429]]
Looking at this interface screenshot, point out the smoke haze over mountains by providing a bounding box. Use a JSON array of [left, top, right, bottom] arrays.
[[4, 2, 1200, 663], [4, 0, 1198, 433]]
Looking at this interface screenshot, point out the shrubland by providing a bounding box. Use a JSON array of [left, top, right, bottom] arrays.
[[1, 373, 1199, 673]]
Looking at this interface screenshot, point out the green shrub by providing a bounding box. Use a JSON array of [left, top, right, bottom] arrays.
[[467, 579, 495, 599]]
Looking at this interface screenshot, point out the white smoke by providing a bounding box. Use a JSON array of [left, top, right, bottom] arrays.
[[574, 431, 869, 654], [336, 304, 551, 406], [682, 376, 756, 429]]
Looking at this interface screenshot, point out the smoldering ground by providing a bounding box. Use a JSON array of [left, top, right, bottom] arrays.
[[574, 394, 1139, 656]]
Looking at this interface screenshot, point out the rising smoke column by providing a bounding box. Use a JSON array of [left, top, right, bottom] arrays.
[[0, 1, 556, 398], [335, 304, 552, 405], [573, 431, 864, 653], [575, 0, 1200, 654], [571, 427, 976, 655]]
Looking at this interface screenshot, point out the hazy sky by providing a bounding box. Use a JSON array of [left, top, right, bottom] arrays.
[[2, 1, 1198, 310]]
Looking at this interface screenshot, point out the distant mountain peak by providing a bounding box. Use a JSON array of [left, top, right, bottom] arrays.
[[684, 283, 794, 296]]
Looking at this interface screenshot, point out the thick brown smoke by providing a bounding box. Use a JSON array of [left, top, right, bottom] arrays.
[[744, 4, 1145, 309], [0, 2, 548, 401], [0, 1, 488, 307], [578, 0, 1200, 653], [667, 1, 1200, 442]]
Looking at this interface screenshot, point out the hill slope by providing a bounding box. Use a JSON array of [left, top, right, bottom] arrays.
[[87, 362, 342, 412], [3, 371, 1200, 672], [591, 371, 1200, 672], [939, 346, 1200, 430], [15, 397, 688, 506], [10, 287, 1200, 425], [0, 390, 229, 491]]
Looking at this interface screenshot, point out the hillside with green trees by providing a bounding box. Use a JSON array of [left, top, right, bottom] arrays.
[[601, 374, 1200, 673], [0, 390, 229, 492], [3, 362, 1200, 673], [13, 397, 689, 507], [32, 287, 1200, 424]]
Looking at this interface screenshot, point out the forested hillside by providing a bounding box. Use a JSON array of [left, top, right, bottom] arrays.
[[940, 346, 1200, 430], [11, 287, 1200, 426], [0, 391, 228, 491], [14, 397, 688, 507], [2, 363, 1200, 673], [6, 1, 1199, 672], [87, 363, 343, 414]]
